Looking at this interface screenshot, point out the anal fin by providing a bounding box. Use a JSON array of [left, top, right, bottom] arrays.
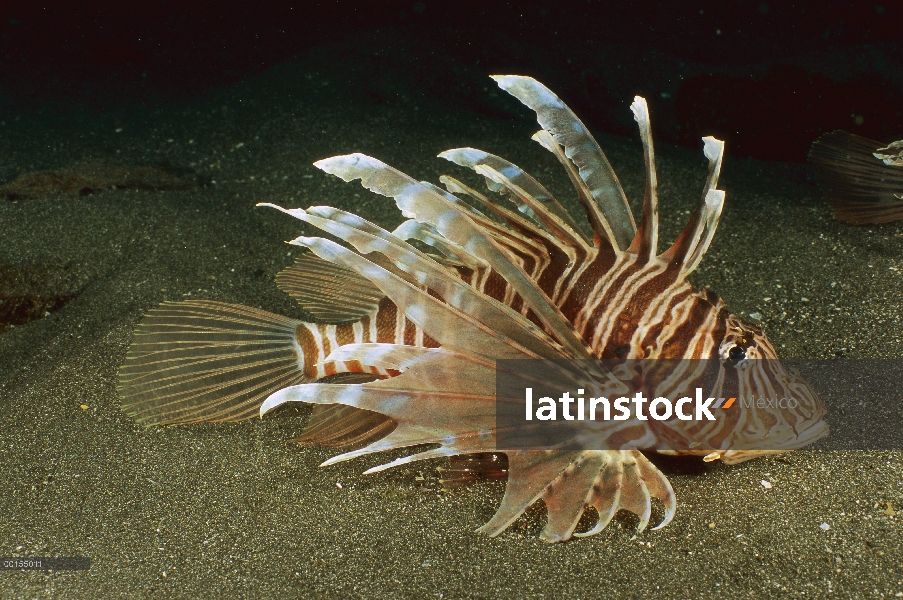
[[293, 403, 396, 450]]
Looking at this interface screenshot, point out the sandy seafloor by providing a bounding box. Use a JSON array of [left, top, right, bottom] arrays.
[[1, 56, 902, 599]]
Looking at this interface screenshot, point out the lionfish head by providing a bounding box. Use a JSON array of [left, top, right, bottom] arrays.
[[701, 314, 828, 464]]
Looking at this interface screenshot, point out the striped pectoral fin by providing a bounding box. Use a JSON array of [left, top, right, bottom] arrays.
[[476, 450, 586, 538], [478, 449, 675, 542], [119, 300, 309, 425], [576, 450, 675, 537], [275, 252, 385, 323]]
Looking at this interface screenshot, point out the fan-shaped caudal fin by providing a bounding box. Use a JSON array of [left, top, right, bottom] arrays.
[[119, 300, 309, 425], [660, 137, 726, 273], [626, 97, 659, 261], [311, 153, 594, 361], [476, 449, 675, 542], [808, 131, 903, 224], [491, 75, 637, 251]]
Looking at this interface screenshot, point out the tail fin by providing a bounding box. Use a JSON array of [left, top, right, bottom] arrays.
[[119, 300, 308, 425], [119, 299, 399, 445]]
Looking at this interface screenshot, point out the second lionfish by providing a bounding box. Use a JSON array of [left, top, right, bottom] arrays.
[[809, 130, 903, 224], [120, 75, 826, 542]]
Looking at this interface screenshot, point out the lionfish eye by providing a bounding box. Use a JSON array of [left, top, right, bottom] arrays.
[[728, 345, 746, 362]]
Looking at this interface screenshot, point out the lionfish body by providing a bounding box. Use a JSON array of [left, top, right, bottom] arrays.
[[120, 76, 826, 542]]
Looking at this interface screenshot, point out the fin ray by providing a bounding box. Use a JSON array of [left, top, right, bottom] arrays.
[[312, 154, 595, 360], [275, 253, 383, 323], [492, 75, 637, 250], [294, 404, 396, 449], [438, 147, 587, 240], [627, 97, 659, 260], [119, 300, 307, 424]]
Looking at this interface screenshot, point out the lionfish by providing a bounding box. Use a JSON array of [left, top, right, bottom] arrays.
[[120, 76, 827, 542], [809, 130, 903, 224]]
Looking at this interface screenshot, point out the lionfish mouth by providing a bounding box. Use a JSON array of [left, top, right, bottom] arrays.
[[708, 419, 829, 465]]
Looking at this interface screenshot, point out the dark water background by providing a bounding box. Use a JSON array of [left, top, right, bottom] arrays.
[[1, 1, 900, 163]]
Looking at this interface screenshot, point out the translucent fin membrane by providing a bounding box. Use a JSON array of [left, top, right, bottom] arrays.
[[531, 129, 619, 252], [627, 96, 659, 260], [438, 147, 589, 246], [660, 137, 725, 273], [310, 154, 595, 360], [119, 300, 307, 424], [476, 450, 675, 542], [255, 79, 730, 542], [275, 253, 384, 323], [294, 403, 396, 450]]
